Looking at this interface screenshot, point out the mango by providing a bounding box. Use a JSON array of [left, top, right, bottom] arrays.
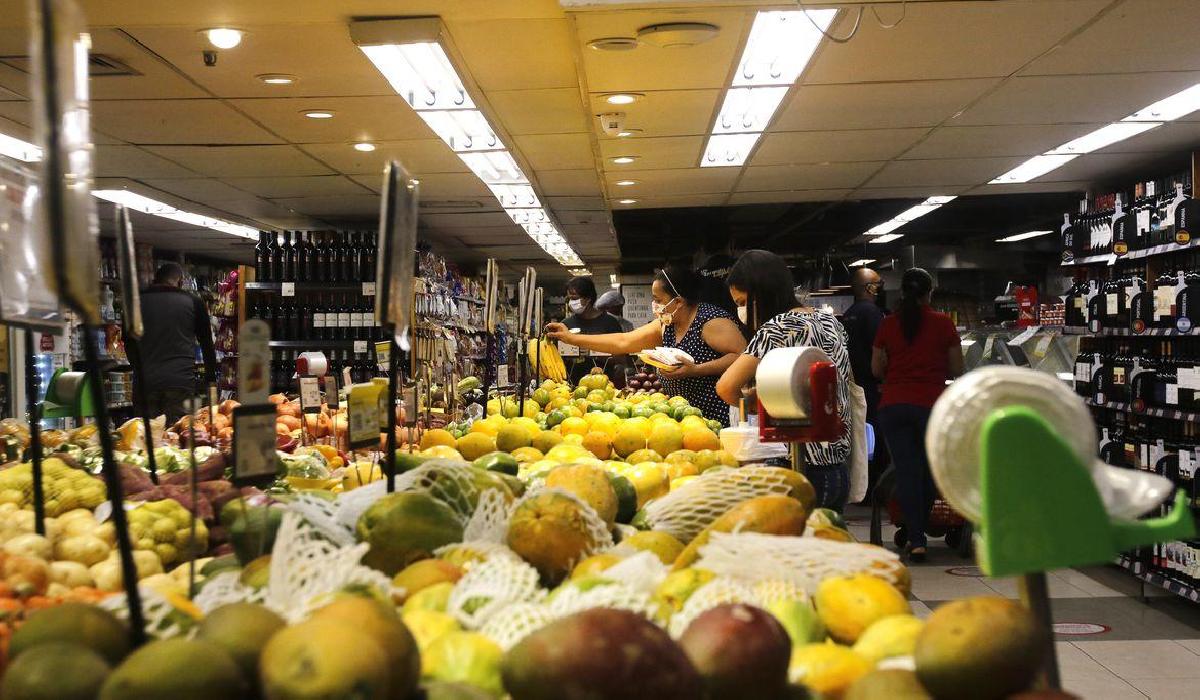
[[673, 495, 809, 570]]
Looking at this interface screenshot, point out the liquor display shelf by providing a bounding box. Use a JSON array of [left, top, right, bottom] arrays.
[[1117, 554, 1200, 603], [246, 282, 373, 294], [267, 340, 366, 349], [1087, 398, 1200, 422], [1062, 225, 1194, 266], [1062, 325, 1200, 337]]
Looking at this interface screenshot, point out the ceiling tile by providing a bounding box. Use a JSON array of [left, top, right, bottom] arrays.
[[96, 145, 200, 178], [618, 194, 727, 209], [901, 124, 1097, 159], [753, 129, 929, 166], [92, 100, 281, 144], [774, 79, 998, 131], [220, 175, 371, 199], [140, 178, 255, 202], [536, 168, 603, 196], [446, 229, 533, 245], [512, 133, 595, 170], [1024, 151, 1171, 183], [545, 196, 607, 211], [726, 190, 851, 205], [298, 140, 466, 176], [852, 185, 970, 200], [736, 162, 883, 192], [144, 145, 334, 177], [588, 90, 718, 138], [451, 19, 578, 91], [487, 88, 589, 135], [805, 0, 1109, 84], [862, 157, 1027, 188], [599, 135, 705, 170], [1022, 0, 1200, 76], [228, 96, 428, 143], [955, 71, 1200, 126], [554, 209, 609, 226], [605, 167, 738, 195], [574, 7, 748, 92], [422, 211, 517, 229], [273, 194, 381, 217], [968, 181, 1090, 196]]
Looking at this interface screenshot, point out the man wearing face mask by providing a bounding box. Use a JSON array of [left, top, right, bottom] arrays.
[[560, 276, 625, 384]]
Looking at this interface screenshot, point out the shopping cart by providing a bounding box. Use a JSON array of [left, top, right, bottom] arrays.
[[869, 465, 973, 558]]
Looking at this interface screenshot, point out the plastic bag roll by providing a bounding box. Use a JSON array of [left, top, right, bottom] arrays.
[[755, 346, 831, 420]]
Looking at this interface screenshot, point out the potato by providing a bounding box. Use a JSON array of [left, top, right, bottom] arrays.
[[49, 560, 94, 587], [55, 534, 111, 566], [4, 532, 52, 559]]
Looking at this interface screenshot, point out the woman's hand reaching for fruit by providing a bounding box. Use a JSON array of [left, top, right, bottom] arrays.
[[544, 322, 569, 341]]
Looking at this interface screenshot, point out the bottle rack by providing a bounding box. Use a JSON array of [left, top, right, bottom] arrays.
[[1060, 171, 1192, 266]]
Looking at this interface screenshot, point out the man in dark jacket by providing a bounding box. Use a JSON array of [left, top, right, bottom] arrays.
[[842, 267, 885, 498], [134, 263, 216, 423]]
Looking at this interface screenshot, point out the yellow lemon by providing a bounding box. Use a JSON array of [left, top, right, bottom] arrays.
[[814, 575, 910, 644]]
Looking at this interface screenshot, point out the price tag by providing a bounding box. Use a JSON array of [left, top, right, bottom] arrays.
[[281, 282, 295, 297], [208, 384, 219, 425], [375, 341, 391, 370], [362, 282, 376, 296], [1033, 334, 1053, 358], [497, 363, 509, 387], [354, 340, 368, 354], [374, 378, 390, 430], [403, 387, 418, 425], [347, 383, 383, 449], [298, 376, 321, 414], [238, 319, 271, 404], [231, 404, 279, 483], [324, 374, 339, 409], [343, 367, 352, 388]]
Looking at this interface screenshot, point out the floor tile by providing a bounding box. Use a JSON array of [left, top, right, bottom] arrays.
[[908, 600, 934, 620], [1054, 569, 1127, 597], [1176, 639, 1200, 656], [1057, 642, 1148, 699], [910, 575, 996, 601], [984, 575, 1094, 599], [1076, 640, 1200, 679], [1127, 678, 1200, 699], [1047, 598, 1200, 642]]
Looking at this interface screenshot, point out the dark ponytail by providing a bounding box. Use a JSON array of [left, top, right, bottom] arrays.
[[899, 268, 934, 344]]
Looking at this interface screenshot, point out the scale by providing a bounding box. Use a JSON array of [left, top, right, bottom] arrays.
[[927, 365, 1196, 688], [753, 346, 842, 469]]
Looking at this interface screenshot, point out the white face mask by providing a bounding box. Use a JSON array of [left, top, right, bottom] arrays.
[[737, 305, 748, 324], [652, 297, 679, 324], [568, 299, 586, 315]]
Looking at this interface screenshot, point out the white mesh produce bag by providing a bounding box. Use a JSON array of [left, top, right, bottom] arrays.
[[640, 466, 799, 543], [336, 459, 504, 531], [288, 492, 355, 546], [667, 576, 760, 638], [463, 487, 511, 543], [99, 584, 195, 640], [194, 569, 266, 614], [446, 553, 545, 629], [692, 531, 906, 593], [478, 601, 559, 651], [599, 550, 669, 594], [547, 579, 658, 621]]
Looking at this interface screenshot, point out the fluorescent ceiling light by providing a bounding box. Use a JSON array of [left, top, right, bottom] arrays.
[[1124, 83, 1200, 122], [458, 151, 527, 185], [734, 10, 837, 86], [418, 110, 503, 152], [1048, 122, 1160, 155], [257, 74, 295, 85], [701, 132, 763, 168], [569, 268, 592, 276], [93, 190, 257, 239], [353, 142, 376, 152], [712, 87, 789, 134], [862, 196, 956, 236], [617, 198, 637, 205], [615, 180, 638, 186], [611, 156, 637, 165], [869, 233, 904, 244], [359, 43, 474, 111], [0, 132, 41, 162], [605, 93, 640, 105], [507, 208, 551, 226], [848, 259, 875, 267], [996, 229, 1053, 243], [205, 28, 243, 49], [302, 110, 335, 119], [490, 184, 540, 209], [989, 154, 1078, 184]]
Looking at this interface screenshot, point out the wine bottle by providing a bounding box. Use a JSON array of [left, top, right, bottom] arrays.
[[268, 232, 282, 282], [255, 231, 271, 281], [311, 293, 326, 341], [281, 231, 296, 282], [328, 232, 342, 283], [337, 293, 352, 339], [295, 231, 308, 283], [296, 293, 310, 339], [363, 231, 376, 282], [303, 231, 317, 282], [345, 232, 359, 282]]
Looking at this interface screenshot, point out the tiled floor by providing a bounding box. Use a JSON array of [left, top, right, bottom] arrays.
[[843, 506, 1200, 699]]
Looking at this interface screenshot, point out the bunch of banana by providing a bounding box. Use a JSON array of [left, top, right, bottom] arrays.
[[528, 338, 566, 382]]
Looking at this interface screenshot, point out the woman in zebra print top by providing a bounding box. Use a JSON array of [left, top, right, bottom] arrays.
[[716, 250, 853, 512]]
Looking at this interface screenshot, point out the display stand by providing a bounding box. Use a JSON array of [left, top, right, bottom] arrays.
[[24, 330, 45, 536]]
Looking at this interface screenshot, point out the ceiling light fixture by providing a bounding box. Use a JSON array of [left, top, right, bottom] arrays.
[[996, 229, 1054, 243], [257, 73, 295, 85], [352, 17, 583, 268], [302, 110, 335, 119], [616, 129, 642, 138], [617, 198, 637, 204], [701, 9, 837, 167], [605, 93, 642, 105], [615, 180, 638, 186], [869, 233, 904, 244], [353, 142, 376, 152], [588, 37, 640, 52], [862, 196, 957, 237], [204, 28, 244, 49], [848, 259, 875, 267], [569, 268, 592, 276], [610, 273, 620, 288], [0, 132, 42, 162], [612, 156, 638, 164], [992, 81, 1200, 184], [93, 189, 257, 239]]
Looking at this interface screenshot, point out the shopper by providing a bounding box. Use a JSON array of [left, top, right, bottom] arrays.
[[595, 290, 635, 332], [560, 276, 625, 384], [842, 267, 886, 495], [133, 263, 217, 424], [872, 268, 964, 562], [716, 250, 853, 511], [547, 265, 746, 425]]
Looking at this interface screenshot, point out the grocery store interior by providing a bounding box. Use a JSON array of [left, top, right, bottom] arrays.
[[3, 0, 1200, 698]]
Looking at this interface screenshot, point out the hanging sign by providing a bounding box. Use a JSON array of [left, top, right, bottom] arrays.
[[298, 377, 321, 414], [231, 404, 278, 484], [347, 382, 382, 449], [238, 319, 271, 404], [375, 161, 418, 350]]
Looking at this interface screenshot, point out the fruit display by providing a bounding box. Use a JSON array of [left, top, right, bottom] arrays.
[[527, 338, 567, 383], [627, 368, 663, 393]]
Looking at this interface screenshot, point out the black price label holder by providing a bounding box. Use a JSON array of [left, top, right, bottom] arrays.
[[231, 404, 279, 487]]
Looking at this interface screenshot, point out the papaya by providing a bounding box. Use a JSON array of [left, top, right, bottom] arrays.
[[545, 464, 618, 527], [355, 493, 464, 576], [507, 491, 600, 585], [673, 495, 809, 570]]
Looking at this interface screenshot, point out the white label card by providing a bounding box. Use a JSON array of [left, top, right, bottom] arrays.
[[362, 282, 376, 296], [497, 364, 508, 387], [343, 367, 353, 388], [232, 407, 278, 481], [281, 282, 295, 297], [354, 340, 368, 354], [298, 376, 321, 413], [1034, 334, 1053, 357]]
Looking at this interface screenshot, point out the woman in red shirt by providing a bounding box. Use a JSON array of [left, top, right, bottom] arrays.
[[871, 268, 964, 561]]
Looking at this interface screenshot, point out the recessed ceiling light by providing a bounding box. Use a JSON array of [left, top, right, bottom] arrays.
[[257, 74, 295, 85], [204, 28, 244, 50], [605, 93, 642, 105], [588, 37, 639, 52], [354, 142, 376, 152], [616, 128, 642, 138], [636, 22, 720, 49], [615, 180, 638, 186], [618, 198, 638, 205], [612, 156, 638, 164], [302, 110, 335, 119]]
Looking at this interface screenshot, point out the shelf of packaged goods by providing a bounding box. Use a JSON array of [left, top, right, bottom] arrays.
[[1086, 398, 1200, 422], [267, 340, 376, 349], [1067, 326, 1200, 337], [245, 282, 374, 294], [1062, 227, 1195, 266], [1117, 554, 1200, 603], [454, 296, 485, 305]]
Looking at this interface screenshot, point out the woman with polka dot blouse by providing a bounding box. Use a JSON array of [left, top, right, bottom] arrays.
[[545, 265, 747, 426]]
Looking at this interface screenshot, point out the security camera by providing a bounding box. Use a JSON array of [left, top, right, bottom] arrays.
[[203, 50, 218, 67], [597, 112, 626, 137]]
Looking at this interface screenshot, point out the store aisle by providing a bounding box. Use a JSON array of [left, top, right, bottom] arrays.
[[844, 507, 1200, 699]]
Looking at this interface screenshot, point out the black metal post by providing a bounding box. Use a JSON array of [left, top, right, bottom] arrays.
[[125, 338, 158, 484], [24, 329, 45, 536], [385, 335, 398, 494]]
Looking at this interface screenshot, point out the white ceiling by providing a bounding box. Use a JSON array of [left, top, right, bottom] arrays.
[[0, 0, 1198, 278]]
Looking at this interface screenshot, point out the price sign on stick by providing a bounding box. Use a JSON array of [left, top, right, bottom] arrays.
[[348, 382, 383, 449], [238, 320, 271, 404], [298, 377, 321, 414], [231, 405, 278, 484], [325, 374, 339, 410], [375, 161, 418, 350], [114, 206, 143, 339]]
